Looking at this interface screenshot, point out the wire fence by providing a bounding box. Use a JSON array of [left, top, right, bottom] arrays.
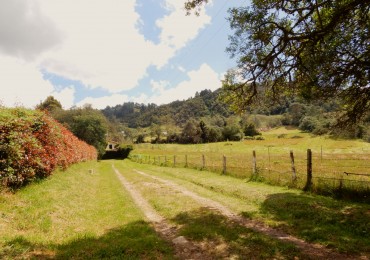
[[130, 150, 370, 196]]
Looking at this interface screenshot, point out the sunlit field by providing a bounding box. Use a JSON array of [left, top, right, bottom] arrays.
[[131, 127, 370, 197]]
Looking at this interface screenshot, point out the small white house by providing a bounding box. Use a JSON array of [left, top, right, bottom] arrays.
[[105, 141, 118, 151]]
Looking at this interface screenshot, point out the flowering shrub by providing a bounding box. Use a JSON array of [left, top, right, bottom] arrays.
[[0, 108, 97, 187]]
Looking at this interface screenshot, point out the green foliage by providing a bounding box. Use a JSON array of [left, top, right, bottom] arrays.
[[222, 124, 242, 141], [180, 119, 202, 144], [71, 114, 107, 156], [54, 105, 108, 157], [299, 116, 320, 132], [243, 123, 261, 137], [100, 87, 367, 142], [135, 134, 145, 144], [149, 123, 162, 143], [206, 126, 223, 142], [102, 145, 133, 160], [102, 89, 231, 128], [216, 0, 370, 125], [36, 96, 62, 114]]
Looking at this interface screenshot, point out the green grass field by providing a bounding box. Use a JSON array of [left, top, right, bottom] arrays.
[[1, 159, 369, 258], [0, 161, 173, 259], [131, 127, 370, 196], [117, 161, 370, 256]]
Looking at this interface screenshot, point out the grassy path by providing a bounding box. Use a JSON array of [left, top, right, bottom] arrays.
[[114, 161, 306, 259], [112, 164, 216, 259], [1, 159, 368, 259], [0, 161, 173, 259], [114, 160, 370, 259], [130, 169, 346, 259]]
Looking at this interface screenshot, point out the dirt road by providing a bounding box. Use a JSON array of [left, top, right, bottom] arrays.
[[113, 163, 360, 259]]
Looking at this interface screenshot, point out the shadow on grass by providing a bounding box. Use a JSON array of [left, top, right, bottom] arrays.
[[256, 192, 370, 254], [1, 221, 173, 260], [172, 207, 305, 259]]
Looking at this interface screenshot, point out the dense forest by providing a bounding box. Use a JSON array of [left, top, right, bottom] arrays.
[[101, 88, 370, 144], [36, 88, 369, 149], [102, 89, 231, 128]]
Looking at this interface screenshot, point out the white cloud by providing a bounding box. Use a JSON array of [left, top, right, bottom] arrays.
[[76, 94, 130, 109], [36, 0, 212, 93], [0, 0, 62, 60], [52, 86, 75, 109], [153, 0, 211, 68], [0, 0, 215, 109], [37, 0, 155, 93], [73, 64, 221, 109], [148, 63, 222, 104], [157, 0, 211, 50], [0, 57, 54, 108], [75, 93, 151, 109]]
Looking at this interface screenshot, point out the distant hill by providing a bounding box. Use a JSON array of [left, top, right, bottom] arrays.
[[100, 88, 369, 143], [101, 89, 232, 128]]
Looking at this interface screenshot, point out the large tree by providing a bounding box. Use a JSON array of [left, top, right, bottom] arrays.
[[36, 96, 62, 114], [185, 0, 370, 125]]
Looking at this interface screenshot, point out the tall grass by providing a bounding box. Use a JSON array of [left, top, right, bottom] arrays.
[[0, 161, 172, 259], [131, 127, 370, 200]]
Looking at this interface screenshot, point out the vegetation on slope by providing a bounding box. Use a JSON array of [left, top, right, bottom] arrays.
[[100, 89, 370, 144], [0, 107, 97, 187]]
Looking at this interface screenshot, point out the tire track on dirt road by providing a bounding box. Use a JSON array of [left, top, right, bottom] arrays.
[[112, 164, 214, 259], [133, 169, 355, 260]]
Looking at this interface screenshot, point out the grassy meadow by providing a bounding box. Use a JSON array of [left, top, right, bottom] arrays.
[[1, 159, 369, 258], [115, 160, 370, 257], [0, 161, 172, 259], [131, 127, 370, 197]]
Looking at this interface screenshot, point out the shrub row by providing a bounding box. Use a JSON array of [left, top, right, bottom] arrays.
[[101, 145, 133, 160], [0, 108, 97, 187]]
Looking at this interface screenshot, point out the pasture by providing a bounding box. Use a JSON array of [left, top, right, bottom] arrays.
[[0, 161, 172, 259], [131, 127, 370, 199], [1, 159, 369, 259]]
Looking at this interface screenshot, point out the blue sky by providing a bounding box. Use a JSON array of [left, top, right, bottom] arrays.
[[0, 0, 242, 109]]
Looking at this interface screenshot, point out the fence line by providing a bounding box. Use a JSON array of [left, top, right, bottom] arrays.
[[130, 150, 370, 194]]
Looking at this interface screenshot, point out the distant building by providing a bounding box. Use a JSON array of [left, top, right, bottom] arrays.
[[105, 141, 119, 151]]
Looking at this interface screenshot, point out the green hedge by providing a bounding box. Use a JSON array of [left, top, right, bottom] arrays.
[[0, 108, 97, 187]]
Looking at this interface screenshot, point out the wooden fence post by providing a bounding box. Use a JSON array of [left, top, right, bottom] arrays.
[[268, 146, 271, 174], [202, 154, 205, 169], [252, 150, 257, 175], [185, 155, 188, 168], [222, 155, 226, 174], [290, 150, 297, 181], [173, 155, 176, 167], [304, 149, 312, 191]]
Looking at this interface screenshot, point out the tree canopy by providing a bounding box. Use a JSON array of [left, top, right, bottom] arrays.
[[38, 97, 108, 157], [36, 96, 62, 113], [185, 0, 370, 125]]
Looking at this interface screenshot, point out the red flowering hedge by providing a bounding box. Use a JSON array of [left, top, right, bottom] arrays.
[[0, 108, 97, 187]]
